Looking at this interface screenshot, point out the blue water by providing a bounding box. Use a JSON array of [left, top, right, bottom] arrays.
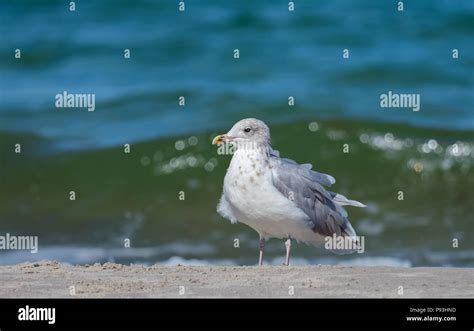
[[0, 0, 473, 151]]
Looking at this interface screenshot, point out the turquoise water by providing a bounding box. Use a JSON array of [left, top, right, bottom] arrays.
[[0, 0, 473, 266]]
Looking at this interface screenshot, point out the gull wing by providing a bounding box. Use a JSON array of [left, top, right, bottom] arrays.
[[270, 149, 336, 187], [269, 153, 365, 241]]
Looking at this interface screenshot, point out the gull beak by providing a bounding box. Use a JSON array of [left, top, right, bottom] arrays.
[[212, 134, 230, 145]]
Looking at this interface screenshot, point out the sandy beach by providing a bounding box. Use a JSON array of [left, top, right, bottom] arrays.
[[0, 260, 472, 298]]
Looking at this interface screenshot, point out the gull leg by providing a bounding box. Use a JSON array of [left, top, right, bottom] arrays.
[[258, 237, 265, 266], [284, 238, 291, 266]]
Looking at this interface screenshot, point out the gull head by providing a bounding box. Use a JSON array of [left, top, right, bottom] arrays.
[[212, 118, 271, 148]]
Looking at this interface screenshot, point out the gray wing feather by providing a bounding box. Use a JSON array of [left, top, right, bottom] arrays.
[[275, 156, 336, 187], [329, 192, 367, 208], [269, 154, 364, 239]]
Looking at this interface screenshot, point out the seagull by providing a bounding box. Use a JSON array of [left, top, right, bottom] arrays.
[[212, 118, 366, 266]]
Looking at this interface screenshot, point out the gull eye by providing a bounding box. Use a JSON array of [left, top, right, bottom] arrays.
[[244, 127, 251, 133]]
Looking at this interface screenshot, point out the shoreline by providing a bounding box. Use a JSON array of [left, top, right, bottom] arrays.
[[0, 261, 473, 298]]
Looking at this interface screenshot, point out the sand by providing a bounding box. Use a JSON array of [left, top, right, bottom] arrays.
[[0, 260, 472, 298]]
